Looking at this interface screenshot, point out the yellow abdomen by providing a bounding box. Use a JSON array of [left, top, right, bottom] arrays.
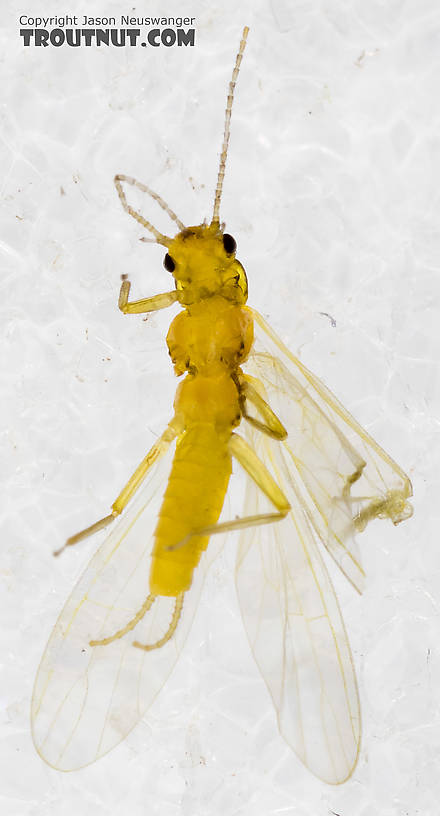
[[150, 423, 232, 596]]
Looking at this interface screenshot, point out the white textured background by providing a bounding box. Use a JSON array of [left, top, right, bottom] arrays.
[[1, 0, 439, 813]]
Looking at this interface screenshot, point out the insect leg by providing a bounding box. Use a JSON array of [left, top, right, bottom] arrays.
[[237, 375, 287, 440], [54, 417, 183, 556], [228, 432, 290, 518], [167, 433, 290, 551], [118, 277, 179, 314]]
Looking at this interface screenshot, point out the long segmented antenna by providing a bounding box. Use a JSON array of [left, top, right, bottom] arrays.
[[114, 174, 187, 246], [212, 26, 249, 224]]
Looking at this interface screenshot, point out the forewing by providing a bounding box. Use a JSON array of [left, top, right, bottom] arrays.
[[245, 309, 413, 593], [32, 442, 218, 771], [236, 426, 361, 783]]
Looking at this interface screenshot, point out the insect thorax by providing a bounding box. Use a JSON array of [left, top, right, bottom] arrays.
[[167, 299, 254, 377]]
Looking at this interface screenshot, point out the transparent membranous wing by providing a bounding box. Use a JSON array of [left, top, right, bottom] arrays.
[[246, 309, 413, 594], [31, 442, 220, 771], [236, 425, 360, 783], [236, 310, 413, 782]]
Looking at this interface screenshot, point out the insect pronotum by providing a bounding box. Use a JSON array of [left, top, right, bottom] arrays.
[[32, 27, 413, 782]]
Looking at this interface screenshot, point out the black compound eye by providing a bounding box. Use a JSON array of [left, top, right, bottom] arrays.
[[163, 253, 175, 273], [223, 233, 236, 255]]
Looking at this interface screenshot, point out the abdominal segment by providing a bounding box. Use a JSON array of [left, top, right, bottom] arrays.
[[150, 424, 232, 596]]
